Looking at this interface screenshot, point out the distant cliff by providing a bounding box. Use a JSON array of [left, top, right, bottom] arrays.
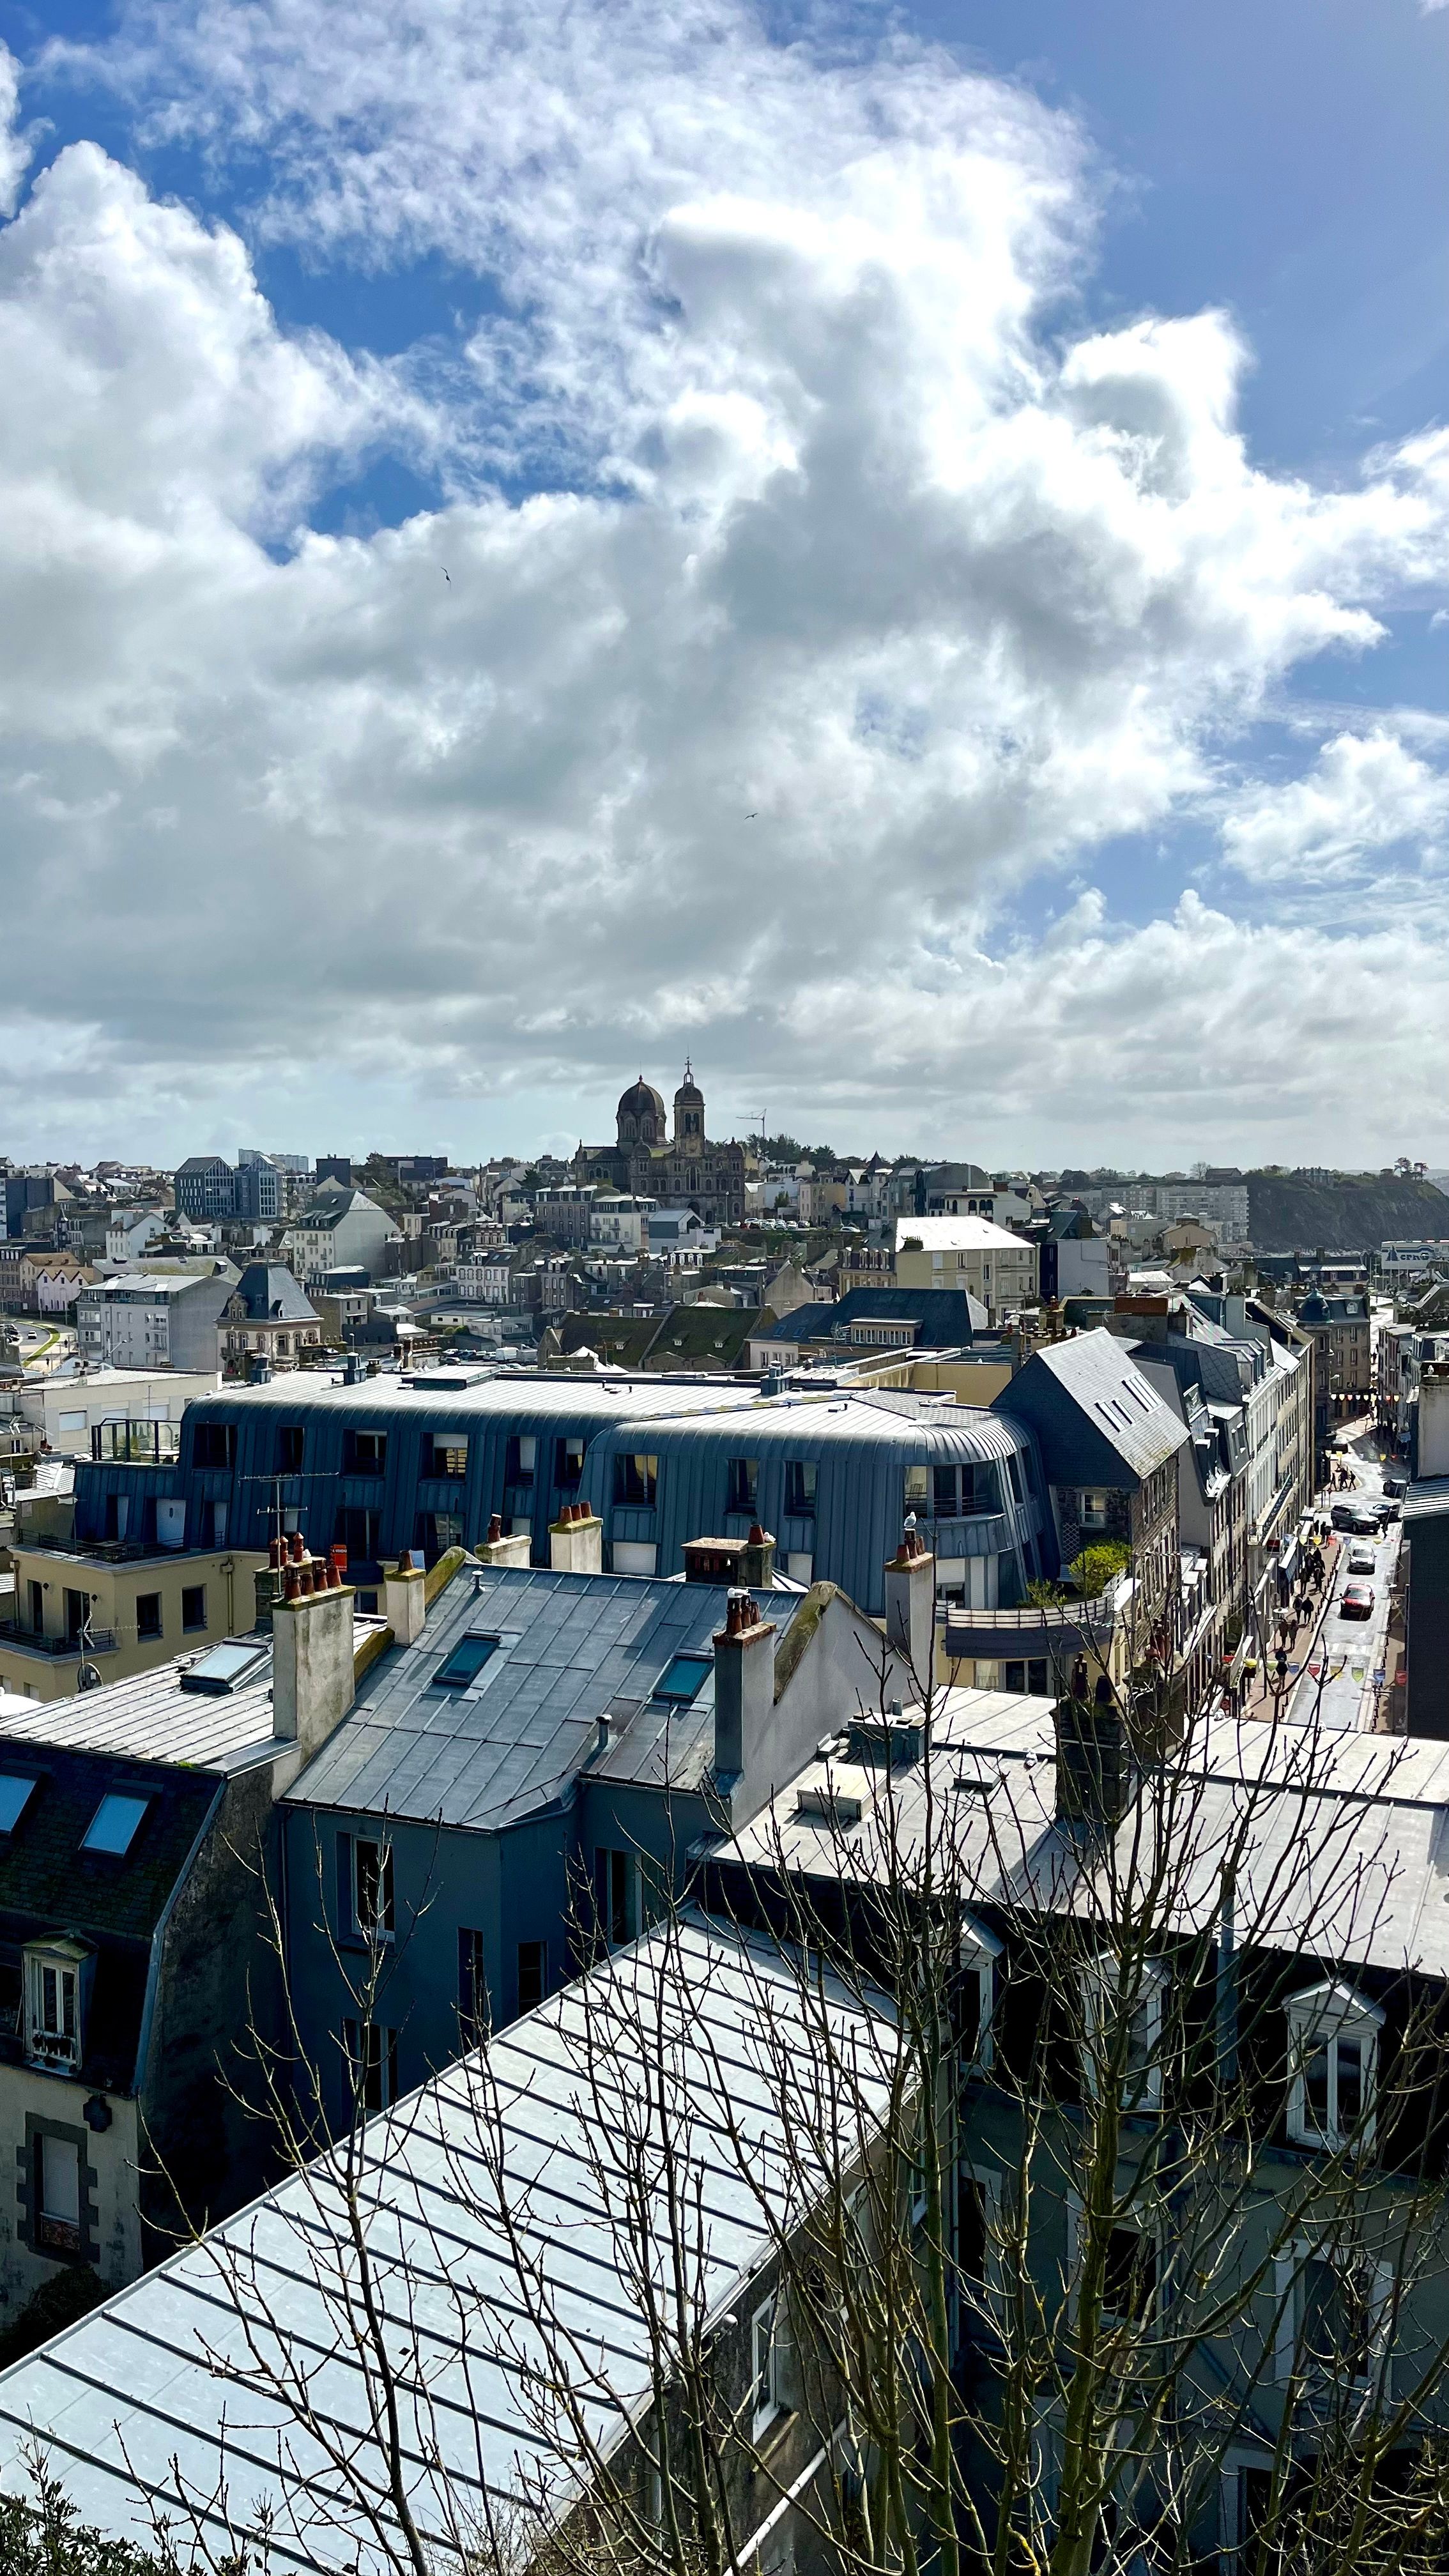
[[1246, 1172, 1449, 1254]]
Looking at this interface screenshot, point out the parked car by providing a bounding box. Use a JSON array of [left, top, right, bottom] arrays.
[[1384, 1475, 1407, 1499], [1330, 1503, 1359, 1531], [1340, 1580, 1375, 1620], [1348, 1544, 1376, 1575]]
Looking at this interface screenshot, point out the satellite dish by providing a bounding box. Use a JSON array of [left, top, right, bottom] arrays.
[[76, 1663, 103, 1692]]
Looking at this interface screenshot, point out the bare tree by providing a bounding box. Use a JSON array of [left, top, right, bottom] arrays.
[[36, 1604, 1449, 2576]]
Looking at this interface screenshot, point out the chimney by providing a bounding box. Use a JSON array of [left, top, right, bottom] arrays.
[[273, 1573, 356, 1756], [477, 1512, 531, 1569], [383, 1548, 427, 1644], [883, 1519, 935, 1688], [549, 1500, 603, 1574], [713, 1588, 776, 1780], [740, 1522, 776, 1590], [1054, 1679, 1131, 1830]]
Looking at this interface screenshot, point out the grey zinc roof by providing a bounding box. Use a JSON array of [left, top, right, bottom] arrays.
[[0, 1912, 898, 2574], [723, 1701, 1449, 1979], [288, 1565, 803, 1829], [0, 1651, 282, 1773]]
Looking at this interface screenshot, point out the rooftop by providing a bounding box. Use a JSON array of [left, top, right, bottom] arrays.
[[0, 1912, 897, 2572], [289, 1563, 804, 1828], [894, 1214, 1031, 1253]]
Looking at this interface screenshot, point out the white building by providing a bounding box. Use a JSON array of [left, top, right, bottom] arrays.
[[589, 1193, 657, 1252], [648, 1208, 719, 1268], [103, 1208, 169, 1264], [893, 1215, 1038, 1318], [0, 1365, 218, 1455], [74, 1273, 234, 1375], [1379, 1240, 1449, 1284], [282, 1187, 401, 1285]]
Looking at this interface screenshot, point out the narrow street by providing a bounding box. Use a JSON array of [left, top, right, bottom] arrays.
[[1283, 1421, 1401, 1733]]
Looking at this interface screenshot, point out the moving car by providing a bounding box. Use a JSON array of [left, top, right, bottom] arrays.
[[1384, 1476, 1407, 1499], [1340, 1580, 1375, 1620], [1347, 1544, 1376, 1575]]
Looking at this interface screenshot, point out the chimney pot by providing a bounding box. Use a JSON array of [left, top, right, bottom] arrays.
[[283, 1565, 300, 1601], [487, 1512, 503, 1543], [288, 1529, 305, 1564], [268, 1536, 283, 1570]]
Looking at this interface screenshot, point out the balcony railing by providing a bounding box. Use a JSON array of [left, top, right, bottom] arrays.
[[0, 1621, 118, 1657]]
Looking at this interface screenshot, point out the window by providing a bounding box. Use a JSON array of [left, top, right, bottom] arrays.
[[784, 1459, 817, 1517], [556, 1436, 585, 1489], [1078, 1953, 1168, 2113], [342, 2018, 399, 2117], [1275, 2241, 1392, 2392], [0, 1775, 36, 1834], [1003, 1659, 1050, 1696], [1286, 1982, 1384, 2152], [337, 1505, 381, 1567], [518, 1940, 546, 2012], [64, 1589, 89, 1644], [344, 1429, 387, 1476], [135, 1593, 162, 1642], [654, 1652, 712, 1705], [1102, 2223, 1158, 2330], [26, 1579, 42, 1634], [904, 1463, 929, 1508], [751, 2295, 782, 2436], [458, 1927, 486, 2047], [595, 1846, 635, 1948], [192, 1422, 236, 1469], [278, 1425, 305, 1473], [1077, 1489, 1110, 1529], [181, 1584, 206, 1633], [613, 1452, 658, 1508], [36, 2133, 82, 2256], [957, 1917, 1004, 2075], [505, 1433, 537, 1487], [433, 1633, 501, 1690], [26, 1951, 82, 2067], [429, 1436, 469, 1480], [81, 1793, 149, 1856], [726, 1457, 760, 1517], [353, 1838, 395, 1941]]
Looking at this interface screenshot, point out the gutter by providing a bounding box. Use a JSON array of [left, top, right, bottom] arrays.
[[728, 2421, 843, 2573]]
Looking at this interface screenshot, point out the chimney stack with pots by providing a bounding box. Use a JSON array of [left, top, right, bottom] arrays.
[[712, 1587, 776, 1781], [549, 1499, 604, 1575], [477, 1512, 531, 1568], [273, 1556, 356, 1756], [883, 1518, 936, 1689], [383, 1548, 427, 1645]]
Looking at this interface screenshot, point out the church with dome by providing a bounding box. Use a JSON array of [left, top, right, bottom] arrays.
[[572, 1066, 748, 1226]]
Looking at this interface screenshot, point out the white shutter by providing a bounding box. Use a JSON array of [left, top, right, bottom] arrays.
[[1273, 2250, 1300, 2384]]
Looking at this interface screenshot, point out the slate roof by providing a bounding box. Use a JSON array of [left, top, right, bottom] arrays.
[[993, 1328, 1189, 1484], [753, 1287, 987, 1347], [0, 1913, 898, 2573], [288, 1565, 804, 1829], [230, 1263, 321, 1325]]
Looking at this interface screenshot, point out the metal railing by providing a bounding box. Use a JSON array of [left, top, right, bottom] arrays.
[[0, 1621, 118, 1657]]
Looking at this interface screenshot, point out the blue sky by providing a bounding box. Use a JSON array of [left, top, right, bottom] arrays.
[[0, 0, 1446, 1167]]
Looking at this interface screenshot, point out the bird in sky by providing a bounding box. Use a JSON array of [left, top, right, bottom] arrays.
[[442, 568, 451, 583], [744, 810, 758, 818]]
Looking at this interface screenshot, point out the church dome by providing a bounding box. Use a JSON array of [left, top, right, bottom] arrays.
[[617, 1077, 666, 1147]]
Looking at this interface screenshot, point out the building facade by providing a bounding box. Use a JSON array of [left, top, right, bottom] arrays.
[[572, 1068, 747, 1228]]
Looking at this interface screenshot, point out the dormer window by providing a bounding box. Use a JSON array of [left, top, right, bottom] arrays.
[[24, 1940, 89, 2070], [958, 1915, 1004, 2075], [1078, 1953, 1169, 2114], [81, 1793, 149, 1857], [1287, 1981, 1384, 2153]]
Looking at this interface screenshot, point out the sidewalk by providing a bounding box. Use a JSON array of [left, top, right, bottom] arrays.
[[1236, 1527, 1341, 1726]]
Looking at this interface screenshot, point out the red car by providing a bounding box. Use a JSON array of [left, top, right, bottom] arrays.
[[1340, 1581, 1374, 1620]]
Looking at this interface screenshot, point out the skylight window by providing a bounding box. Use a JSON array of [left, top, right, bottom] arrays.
[[654, 1651, 713, 1705], [433, 1634, 502, 1690], [81, 1793, 149, 1856], [0, 1775, 36, 1834]]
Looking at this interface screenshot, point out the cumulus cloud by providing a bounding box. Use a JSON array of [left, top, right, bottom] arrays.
[[1221, 729, 1449, 884], [3, 0, 1449, 1159]]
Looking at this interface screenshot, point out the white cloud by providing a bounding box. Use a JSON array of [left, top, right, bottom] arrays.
[[0, 45, 33, 218], [3, 0, 1449, 1161], [1221, 729, 1449, 884]]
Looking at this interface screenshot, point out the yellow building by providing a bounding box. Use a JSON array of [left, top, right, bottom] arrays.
[[893, 1215, 1038, 1318], [0, 1538, 268, 1701]]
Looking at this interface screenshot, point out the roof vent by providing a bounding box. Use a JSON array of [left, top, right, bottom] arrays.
[[795, 1783, 863, 1827], [846, 1715, 923, 1768]]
